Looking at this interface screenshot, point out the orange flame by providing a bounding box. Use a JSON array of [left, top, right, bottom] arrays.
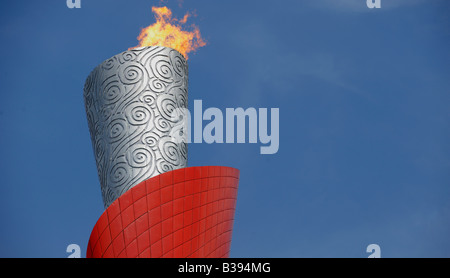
[[130, 6, 206, 59]]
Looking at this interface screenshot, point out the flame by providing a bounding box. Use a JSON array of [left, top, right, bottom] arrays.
[[130, 6, 206, 59]]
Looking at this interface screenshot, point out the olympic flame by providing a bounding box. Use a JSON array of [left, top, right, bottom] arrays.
[[130, 6, 206, 59]]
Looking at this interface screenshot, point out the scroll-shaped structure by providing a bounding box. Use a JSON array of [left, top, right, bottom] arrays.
[[84, 46, 188, 208], [84, 46, 240, 258]]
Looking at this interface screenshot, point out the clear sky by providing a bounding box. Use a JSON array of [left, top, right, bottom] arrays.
[[0, 0, 449, 258]]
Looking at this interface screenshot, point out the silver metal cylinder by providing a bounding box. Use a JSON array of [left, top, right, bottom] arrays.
[[84, 46, 188, 208]]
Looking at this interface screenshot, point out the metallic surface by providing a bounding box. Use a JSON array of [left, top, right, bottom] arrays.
[[84, 46, 188, 208]]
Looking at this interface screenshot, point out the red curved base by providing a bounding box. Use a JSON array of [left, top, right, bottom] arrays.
[[86, 166, 240, 258]]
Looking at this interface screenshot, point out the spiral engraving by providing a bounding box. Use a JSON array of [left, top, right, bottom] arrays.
[[102, 57, 118, 71], [125, 144, 154, 168], [84, 46, 188, 208], [118, 62, 146, 85], [108, 162, 130, 189], [170, 50, 186, 78], [120, 50, 137, 63], [156, 158, 174, 174], [108, 118, 127, 143], [142, 131, 160, 150], [158, 136, 183, 167], [101, 80, 122, 105], [154, 116, 171, 133], [139, 91, 157, 107], [149, 77, 166, 93], [156, 93, 178, 123], [151, 56, 174, 83], [125, 102, 152, 126]]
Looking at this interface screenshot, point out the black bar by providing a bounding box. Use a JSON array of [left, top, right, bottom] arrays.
[[0, 258, 448, 276]]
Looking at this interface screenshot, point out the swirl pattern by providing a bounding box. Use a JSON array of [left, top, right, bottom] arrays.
[[125, 102, 153, 126], [101, 80, 122, 105], [84, 46, 188, 208]]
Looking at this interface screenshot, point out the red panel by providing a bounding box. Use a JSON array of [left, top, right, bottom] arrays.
[[87, 166, 240, 258]]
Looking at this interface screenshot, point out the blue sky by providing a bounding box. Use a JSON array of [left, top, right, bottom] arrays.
[[0, 0, 449, 258]]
